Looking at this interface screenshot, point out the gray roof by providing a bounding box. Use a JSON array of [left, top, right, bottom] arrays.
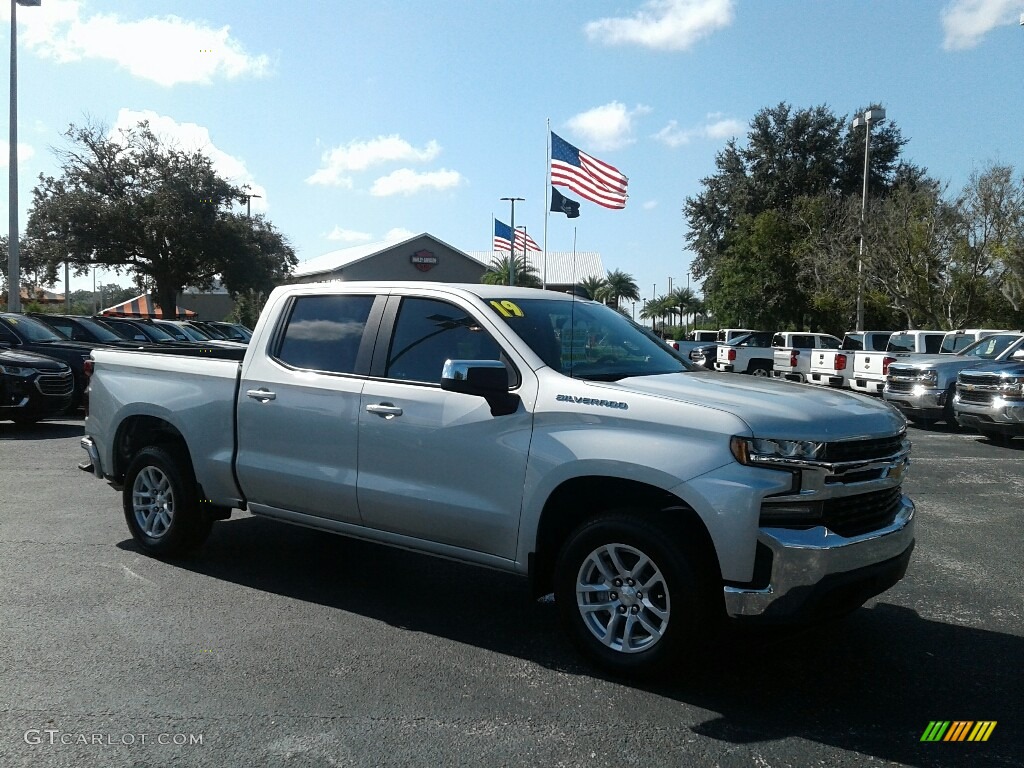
[[468, 251, 605, 286], [294, 232, 483, 279]]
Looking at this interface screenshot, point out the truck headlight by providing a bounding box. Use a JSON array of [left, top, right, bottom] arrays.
[[919, 370, 938, 386], [730, 436, 825, 464], [0, 364, 37, 377], [999, 377, 1024, 400]]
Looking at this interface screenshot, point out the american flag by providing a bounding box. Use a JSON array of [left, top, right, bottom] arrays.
[[550, 132, 628, 209], [514, 227, 540, 252], [493, 219, 513, 251]]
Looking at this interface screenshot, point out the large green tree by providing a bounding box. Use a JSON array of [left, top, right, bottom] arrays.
[[685, 102, 908, 330], [25, 120, 295, 317]]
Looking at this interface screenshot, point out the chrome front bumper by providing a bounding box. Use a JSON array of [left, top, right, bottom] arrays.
[[954, 395, 1024, 432], [79, 436, 104, 479], [724, 495, 915, 620], [883, 386, 945, 418]]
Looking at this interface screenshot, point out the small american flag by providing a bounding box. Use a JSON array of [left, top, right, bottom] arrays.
[[493, 219, 513, 251], [550, 132, 628, 210], [514, 227, 540, 252]]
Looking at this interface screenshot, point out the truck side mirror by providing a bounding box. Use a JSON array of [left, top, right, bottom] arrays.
[[1011, 349, 1024, 360], [441, 359, 520, 416]]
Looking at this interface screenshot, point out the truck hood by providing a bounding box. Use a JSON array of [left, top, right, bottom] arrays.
[[965, 361, 1024, 376], [888, 354, 980, 373], [0, 348, 70, 371], [609, 372, 904, 440]]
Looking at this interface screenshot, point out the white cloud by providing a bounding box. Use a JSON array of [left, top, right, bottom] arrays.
[[565, 102, 651, 151], [940, 0, 1024, 50], [383, 228, 416, 242], [585, 0, 735, 51], [112, 109, 268, 213], [654, 120, 691, 148], [370, 168, 463, 197], [654, 113, 743, 147], [17, 1, 269, 87], [307, 136, 442, 186], [643, 200, 658, 210], [325, 226, 372, 243], [705, 117, 745, 139], [0, 141, 36, 167]]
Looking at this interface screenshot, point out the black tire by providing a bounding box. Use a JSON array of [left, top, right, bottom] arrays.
[[979, 429, 1013, 445], [942, 385, 960, 429], [10, 416, 40, 425], [748, 362, 771, 377], [554, 512, 717, 678], [122, 445, 212, 557]]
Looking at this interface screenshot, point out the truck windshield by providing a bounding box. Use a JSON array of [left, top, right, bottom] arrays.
[[487, 297, 693, 381], [1, 315, 67, 343], [76, 317, 125, 343], [957, 334, 1024, 360]]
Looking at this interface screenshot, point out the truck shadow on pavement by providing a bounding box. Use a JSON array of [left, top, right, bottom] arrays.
[[122, 515, 1022, 768], [0, 420, 83, 440]]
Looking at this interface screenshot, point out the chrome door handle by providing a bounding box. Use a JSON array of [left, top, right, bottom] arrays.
[[246, 389, 276, 402], [365, 403, 403, 418]]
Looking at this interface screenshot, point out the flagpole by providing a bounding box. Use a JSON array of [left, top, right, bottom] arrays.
[[543, 118, 550, 289]]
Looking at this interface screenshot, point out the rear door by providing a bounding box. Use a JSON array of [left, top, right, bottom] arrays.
[[356, 294, 535, 560], [235, 292, 383, 524]]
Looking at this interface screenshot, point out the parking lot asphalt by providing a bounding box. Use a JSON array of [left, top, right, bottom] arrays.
[[1, 416, 1021, 767]]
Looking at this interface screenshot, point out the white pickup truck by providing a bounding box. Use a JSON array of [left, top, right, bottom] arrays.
[[807, 331, 893, 389], [713, 331, 775, 376], [770, 333, 843, 383], [850, 330, 945, 396], [80, 282, 915, 677]]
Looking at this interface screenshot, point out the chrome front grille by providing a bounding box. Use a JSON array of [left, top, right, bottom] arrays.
[[959, 372, 998, 387], [958, 390, 994, 405], [35, 371, 74, 396], [886, 380, 915, 393]]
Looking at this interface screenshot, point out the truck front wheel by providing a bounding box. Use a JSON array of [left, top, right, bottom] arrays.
[[554, 513, 715, 677], [123, 446, 212, 557]]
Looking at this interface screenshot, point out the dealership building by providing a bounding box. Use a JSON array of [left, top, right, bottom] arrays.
[[291, 233, 605, 293]]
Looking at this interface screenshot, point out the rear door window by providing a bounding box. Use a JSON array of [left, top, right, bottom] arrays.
[[274, 295, 374, 375]]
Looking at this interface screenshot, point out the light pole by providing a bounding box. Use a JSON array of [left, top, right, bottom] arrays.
[[241, 185, 262, 218], [500, 196, 523, 286], [852, 107, 885, 332], [7, 0, 40, 313]]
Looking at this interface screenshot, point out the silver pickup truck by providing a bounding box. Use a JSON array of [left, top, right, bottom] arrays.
[[953, 353, 1024, 442], [81, 282, 915, 677], [884, 332, 1024, 426]]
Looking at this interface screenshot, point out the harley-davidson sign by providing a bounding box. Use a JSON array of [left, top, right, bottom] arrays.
[[410, 250, 438, 272]]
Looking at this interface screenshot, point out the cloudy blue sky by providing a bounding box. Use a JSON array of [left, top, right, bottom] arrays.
[[3, 0, 1023, 309]]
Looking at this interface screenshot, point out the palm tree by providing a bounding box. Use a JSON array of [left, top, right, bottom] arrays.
[[603, 269, 640, 309], [481, 254, 542, 288], [668, 287, 698, 336], [640, 295, 673, 334], [579, 275, 609, 302]]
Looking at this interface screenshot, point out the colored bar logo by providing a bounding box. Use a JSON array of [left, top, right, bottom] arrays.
[[921, 721, 996, 742]]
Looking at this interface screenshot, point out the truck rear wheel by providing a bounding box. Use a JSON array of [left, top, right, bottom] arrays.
[[123, 446, 211, 557], [553, 512, 715, 678], [748, 362, 771, 377]]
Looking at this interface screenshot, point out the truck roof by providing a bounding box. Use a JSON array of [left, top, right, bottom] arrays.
[[271, 281, 596, 303]]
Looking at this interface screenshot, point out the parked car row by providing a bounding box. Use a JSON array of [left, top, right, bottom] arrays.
[[0, 312, 251, 423]]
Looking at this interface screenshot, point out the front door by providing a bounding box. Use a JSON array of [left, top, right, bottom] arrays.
[[356, 296, 533, 560]]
